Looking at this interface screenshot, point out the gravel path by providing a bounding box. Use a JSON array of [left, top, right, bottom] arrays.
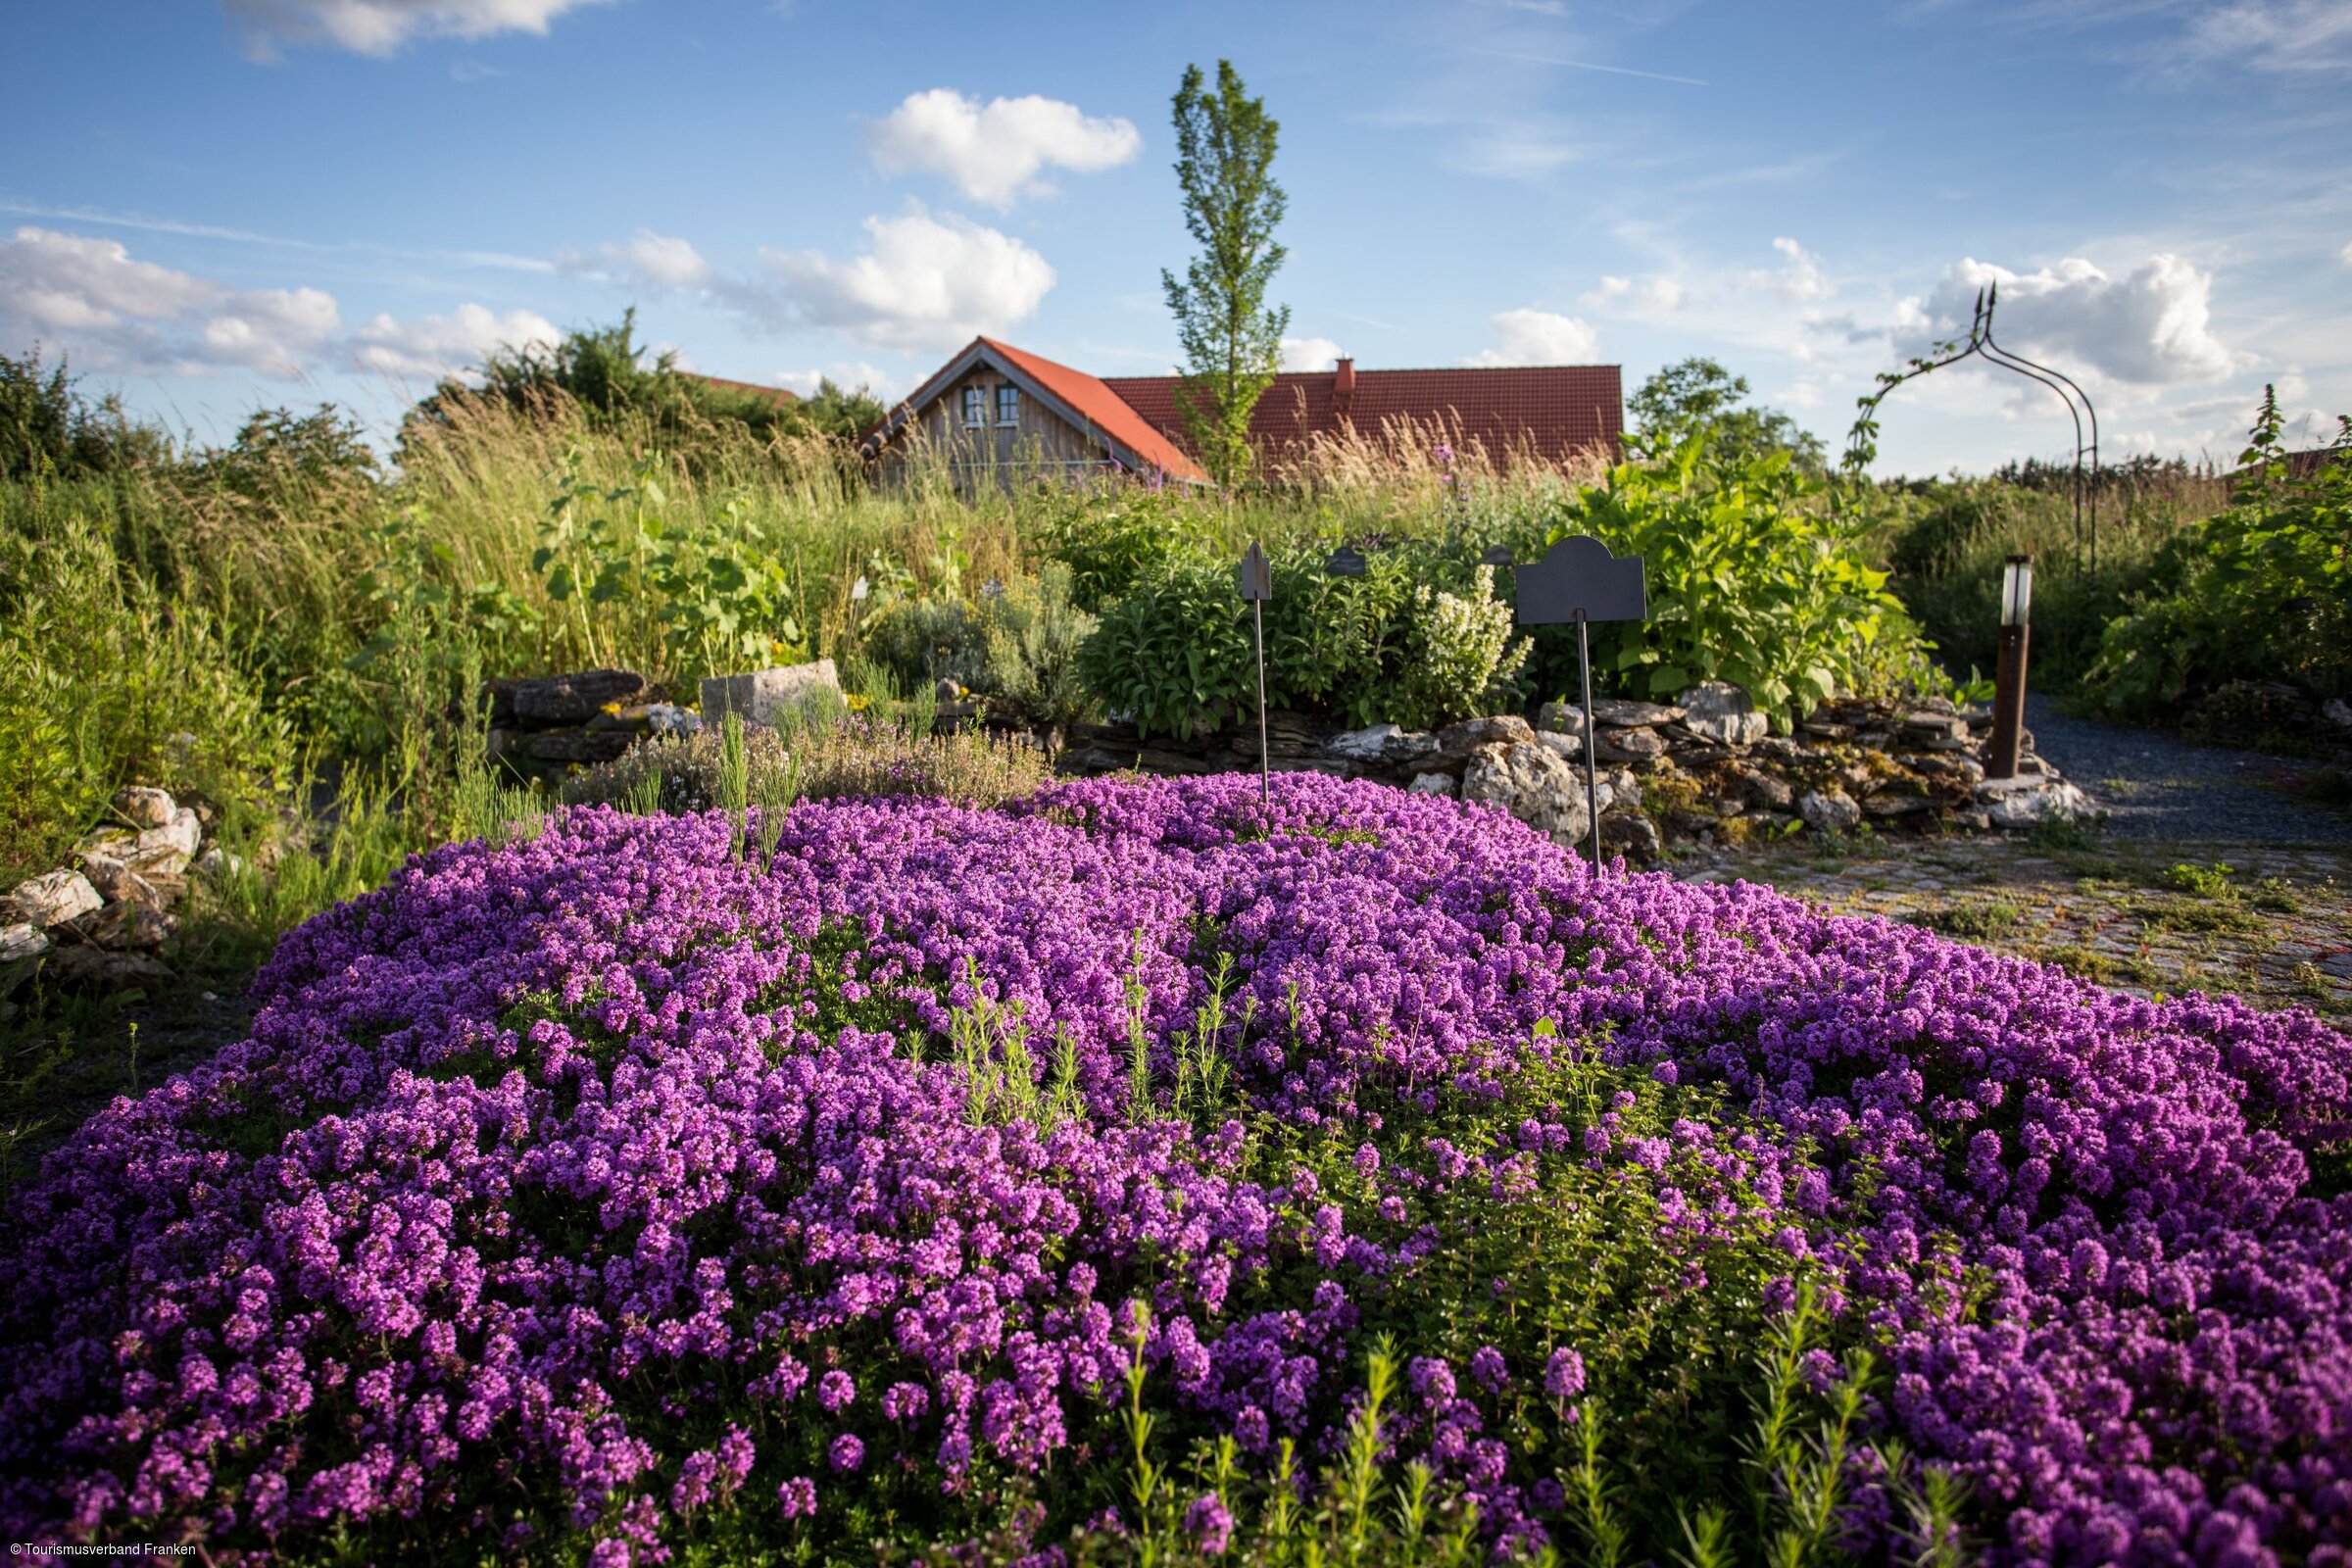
[[2028, 694, 2352, 844]]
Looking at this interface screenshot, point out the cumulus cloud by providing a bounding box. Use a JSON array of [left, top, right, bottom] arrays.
[[350, 302, 560, 378], [2341, 240, 2352, 265], [564, 228, 713, 290], [1280, 336, 1344, 372], [0, 225, 339, 376], [1925, 254, 2240, 383], [1743, 236, 1833, 303], [758, 208, 1055, 352], [867, 89, 1142, 208], [1462, 308, 1598, 367], [224, 0, 612, 57]]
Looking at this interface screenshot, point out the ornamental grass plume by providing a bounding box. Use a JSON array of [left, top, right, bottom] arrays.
[[0, 773, 2345, 1565]]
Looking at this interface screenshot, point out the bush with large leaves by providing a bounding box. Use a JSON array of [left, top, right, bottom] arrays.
[[1524, 436, 1910, 724], [2082, 391, 2350, 721]]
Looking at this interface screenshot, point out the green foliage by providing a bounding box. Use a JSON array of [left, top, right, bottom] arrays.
[[1037, 482, 1220, 612], [1527, 435, 1911, 722], [0, 346, 169, 481], [1079, 554, 1258, 740], [563, 711, 1051, 815], [1081, 545, 1525, 740], [1161, 60, 1291, 488], [1631, 358, 1828, 474], [530, 455, 807, 682], [0, 495, 290, 880], [2082, 390, 2352, 720], [981, 564, 1101, 728]]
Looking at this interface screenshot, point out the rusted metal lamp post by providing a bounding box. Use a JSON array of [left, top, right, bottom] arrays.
[[1987, 554, 2034, 780], [1239, 543, 1273, 805]]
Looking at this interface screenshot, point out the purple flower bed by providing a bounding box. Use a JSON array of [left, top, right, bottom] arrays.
[[2, 774, 2347, 1563]]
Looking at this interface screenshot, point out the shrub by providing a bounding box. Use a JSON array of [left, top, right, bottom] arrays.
[[1037, 482, 1220, 612], [1082, 548, 1525, 739], [1522, 435, 1915, 722], [1078, 554, 1257, 739], [980, 563, 1099, 728], [2082, 392, 2351, 720]]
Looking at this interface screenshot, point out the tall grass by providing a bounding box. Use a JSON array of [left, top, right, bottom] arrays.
[[1875, 466, 2230, 691]]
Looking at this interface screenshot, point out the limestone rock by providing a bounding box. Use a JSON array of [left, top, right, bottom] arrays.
[[1326, 724, 1439, 766], [1678, 682, 1768, 747], [112, 786, 175, 829], [2325, 697, 2352, 734], [1601, 812, 1663, 864], [1461, 740, 1592, 848], [1436, 715, 1537, 757], [1407, 771, 1457, 798], [1980, 778, 2092, 829], [1535, 701, 1589, 738], [1739, 770, 1794, 810], [1590, 727, 1665, 763], [1862, 791, 1933, 817], [516, 730, 636, 765], [81, 856, 168, 911], [1590, 698, 1686, 727], [701, 660, 842, 727], [1797, 789, 1862, 835], [4, 869, 103, 929], [83, 900, 174, 952], [509, 668, 648, 728], [2, 922, 48, 962], [122, 808, 202, 879], [1534, 730, 1582, 763]]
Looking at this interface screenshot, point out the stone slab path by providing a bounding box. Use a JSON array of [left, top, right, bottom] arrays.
[[1684, 835, 2352, 1021]]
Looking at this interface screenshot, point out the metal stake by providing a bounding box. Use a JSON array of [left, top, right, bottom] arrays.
[[1577, 610, 1602, 876], [1253, 598, 1269, 805]]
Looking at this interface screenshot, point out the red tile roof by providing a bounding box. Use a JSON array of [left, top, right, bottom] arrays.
[[975, 338, 1208, 482], [1101, 364, 1623, 467], [686, 373, 801, 405]]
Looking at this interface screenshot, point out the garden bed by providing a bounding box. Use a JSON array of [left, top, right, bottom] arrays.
[[2, 774, 2345, 1564]]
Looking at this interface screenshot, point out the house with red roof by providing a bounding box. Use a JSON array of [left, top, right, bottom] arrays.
[[859, 338, 1621, 489]]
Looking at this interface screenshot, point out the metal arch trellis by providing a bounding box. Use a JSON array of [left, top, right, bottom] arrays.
[[1844, 282, 2103, 571]]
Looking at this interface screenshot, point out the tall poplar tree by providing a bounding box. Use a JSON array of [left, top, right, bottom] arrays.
[[1160, 60, 1290, 489]]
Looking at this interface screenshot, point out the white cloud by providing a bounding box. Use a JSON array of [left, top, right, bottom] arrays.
[[349, 302, 560, 378], [759, 208, 1055, 352], [1279, 336, 1344, 372], [224, 0, 611, 57], [1925, 253, 2241, 383], [1462, 308, 1598, 367], [565, 228, 713, 290], [1743, 236, 1834, 303], [1582, 274, 1686, 312], [2177, 0, 2352, 72], [868, 89, 1142, 209], [2340, 240, 2352, 265], [775, 361, 897, 398], [0, 225, 339, 376]]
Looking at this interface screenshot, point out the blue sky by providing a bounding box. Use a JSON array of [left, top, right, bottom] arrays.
[[6, 0, 2348, 474]]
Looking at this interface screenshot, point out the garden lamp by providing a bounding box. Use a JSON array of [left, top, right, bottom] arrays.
[[1987, 554, 2033, 780]]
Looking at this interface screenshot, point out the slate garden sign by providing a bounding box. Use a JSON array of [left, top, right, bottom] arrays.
[[1514, 536, 1650, 874]]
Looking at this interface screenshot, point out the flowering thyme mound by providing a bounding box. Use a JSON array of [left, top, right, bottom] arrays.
[[4, 775, 2349, 1563]]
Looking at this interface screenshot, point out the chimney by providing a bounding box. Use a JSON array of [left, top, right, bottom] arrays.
[[1332, 357, 1355, 419]]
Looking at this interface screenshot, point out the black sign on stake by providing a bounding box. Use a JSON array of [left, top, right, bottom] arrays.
[[1238, 543, 1274, 806], [1324, 545, 1367, 578], [1513, 536, 1649, 877], [1480, 544, 1515, 566]]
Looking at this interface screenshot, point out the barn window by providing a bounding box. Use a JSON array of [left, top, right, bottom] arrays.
[[996, 385, 1020, 425], [960, 386, 986, 425]]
